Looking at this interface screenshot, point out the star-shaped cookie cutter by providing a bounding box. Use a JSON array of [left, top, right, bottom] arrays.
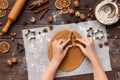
[[93, 29, 104, 40], [25, 29, 36, 40]]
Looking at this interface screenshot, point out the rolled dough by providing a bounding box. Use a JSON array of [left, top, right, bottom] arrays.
[[48, 30, 85, 72]]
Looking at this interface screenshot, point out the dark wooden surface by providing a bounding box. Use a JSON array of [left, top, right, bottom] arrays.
[[0, 0, 120, 80]]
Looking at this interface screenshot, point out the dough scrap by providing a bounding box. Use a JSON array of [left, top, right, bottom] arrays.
[[48, 30, 85, 72]]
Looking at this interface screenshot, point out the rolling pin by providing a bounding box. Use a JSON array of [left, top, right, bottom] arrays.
[[2, 0, 27, 35]]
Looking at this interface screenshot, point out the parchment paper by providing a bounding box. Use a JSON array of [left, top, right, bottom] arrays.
[[22, 21, 112, 80]]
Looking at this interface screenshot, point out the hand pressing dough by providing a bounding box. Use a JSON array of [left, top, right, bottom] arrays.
[[48, 30, 85, 72]]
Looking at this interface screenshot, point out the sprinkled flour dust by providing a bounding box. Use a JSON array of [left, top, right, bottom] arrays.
[[22, 21, 111, 80], [52, 10, 62, 22]]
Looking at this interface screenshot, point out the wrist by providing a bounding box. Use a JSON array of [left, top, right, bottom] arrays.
[[88, 52, 97, 61], [90, 56, 99, 65], [51, 59, 61, 67]]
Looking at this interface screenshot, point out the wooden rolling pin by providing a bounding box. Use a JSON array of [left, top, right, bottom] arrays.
[[2, 0, 27, 35]]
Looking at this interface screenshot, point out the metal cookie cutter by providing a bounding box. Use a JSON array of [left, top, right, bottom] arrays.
[[17, 43, 25, 53], [93, 29, 104, 40], [87, 27, 94, 37], [25, 29, 36, 40], [87, 28, 104, 40]]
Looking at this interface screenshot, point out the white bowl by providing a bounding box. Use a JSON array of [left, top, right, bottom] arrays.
[[95, 0, 119, 25]]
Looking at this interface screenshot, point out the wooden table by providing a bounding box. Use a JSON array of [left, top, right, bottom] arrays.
[[0, 0, 120, 80]]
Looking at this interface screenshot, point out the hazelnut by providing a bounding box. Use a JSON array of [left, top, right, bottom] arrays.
[[98, 43, 103, 48], [7, 60, 12, 67], [75, 11, 80, 17], [43, 28, 48, 33], [23, 21, 27, 26], [115, 36, 118, 39], [29, 17, 36, 23], [88, 7, 93, 12], [69, 8, 75, 15], [48, 16, 54, 23], [49, 25, 54, 31], [11, 37, 15, 41], [0, 22, 2, 26], [87, 14, 91, 18], [0, 32, 4, 36], [13, 32, 17, 36], [104, 41, 109, 46], [11, 58, 18, 64], [80, 13, 86, 20], [73, 1, 80, 8], [90, 14, 95, 19], [10, 33, 14, 37]]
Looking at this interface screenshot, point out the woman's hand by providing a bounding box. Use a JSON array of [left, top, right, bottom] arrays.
[[76, 38, 97, 62], [76, 37, 108, 80], [51, 39, 72, 65]]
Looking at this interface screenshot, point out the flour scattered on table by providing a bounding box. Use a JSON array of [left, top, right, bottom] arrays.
[[22, 21, 112, 80]]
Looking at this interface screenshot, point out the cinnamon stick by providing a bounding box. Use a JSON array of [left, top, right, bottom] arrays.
[[39, 8, 49, 20], [34, 6, 49, 13]]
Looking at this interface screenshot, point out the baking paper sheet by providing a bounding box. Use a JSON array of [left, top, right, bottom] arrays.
[[22, 21, 112, 80]]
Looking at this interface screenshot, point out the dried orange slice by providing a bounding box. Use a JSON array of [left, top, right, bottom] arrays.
[[0, 0, 9, 9], [55, 0, 63, 9], [0, 42, 10, 53], [59, 0, 71, 7], [0, 9, 6, 18], [61, 7, 70, 14]]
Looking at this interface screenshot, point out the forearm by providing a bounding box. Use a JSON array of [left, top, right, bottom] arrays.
[[91, 57, 108, 80], [40, 60, 60, 80]]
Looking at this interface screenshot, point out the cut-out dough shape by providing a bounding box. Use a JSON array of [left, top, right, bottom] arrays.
[[48, 30, 85, 72]]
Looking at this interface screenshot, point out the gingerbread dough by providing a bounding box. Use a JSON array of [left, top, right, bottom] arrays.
[[48, 30, 85, 72]]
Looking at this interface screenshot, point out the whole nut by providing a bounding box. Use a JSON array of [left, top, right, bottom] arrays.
[[11, 58, 18, 64], [10, 33, 14, 37], [0, 22, 2, 26], [29, 17, 36, 23], [48, 16, 54, 23], [99, 43, 103, 48], [87, 14, 91, 18], [7, 60, 12, 67], [80, 13, 86, 20], [88, 7, 92, 12], [11, 37, 15, 41], [75, 11, 80, 17], [90, 14, 95, 19], [10, 32, 17, 37], [13, 32, 17, 36], [43, 28, 48, 33], [69, 8, 75, 15], [0, 32, 4, 36], [49, 25, 54, 31], [23, 21, 27, 26], [73, 1, 80, 8]]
